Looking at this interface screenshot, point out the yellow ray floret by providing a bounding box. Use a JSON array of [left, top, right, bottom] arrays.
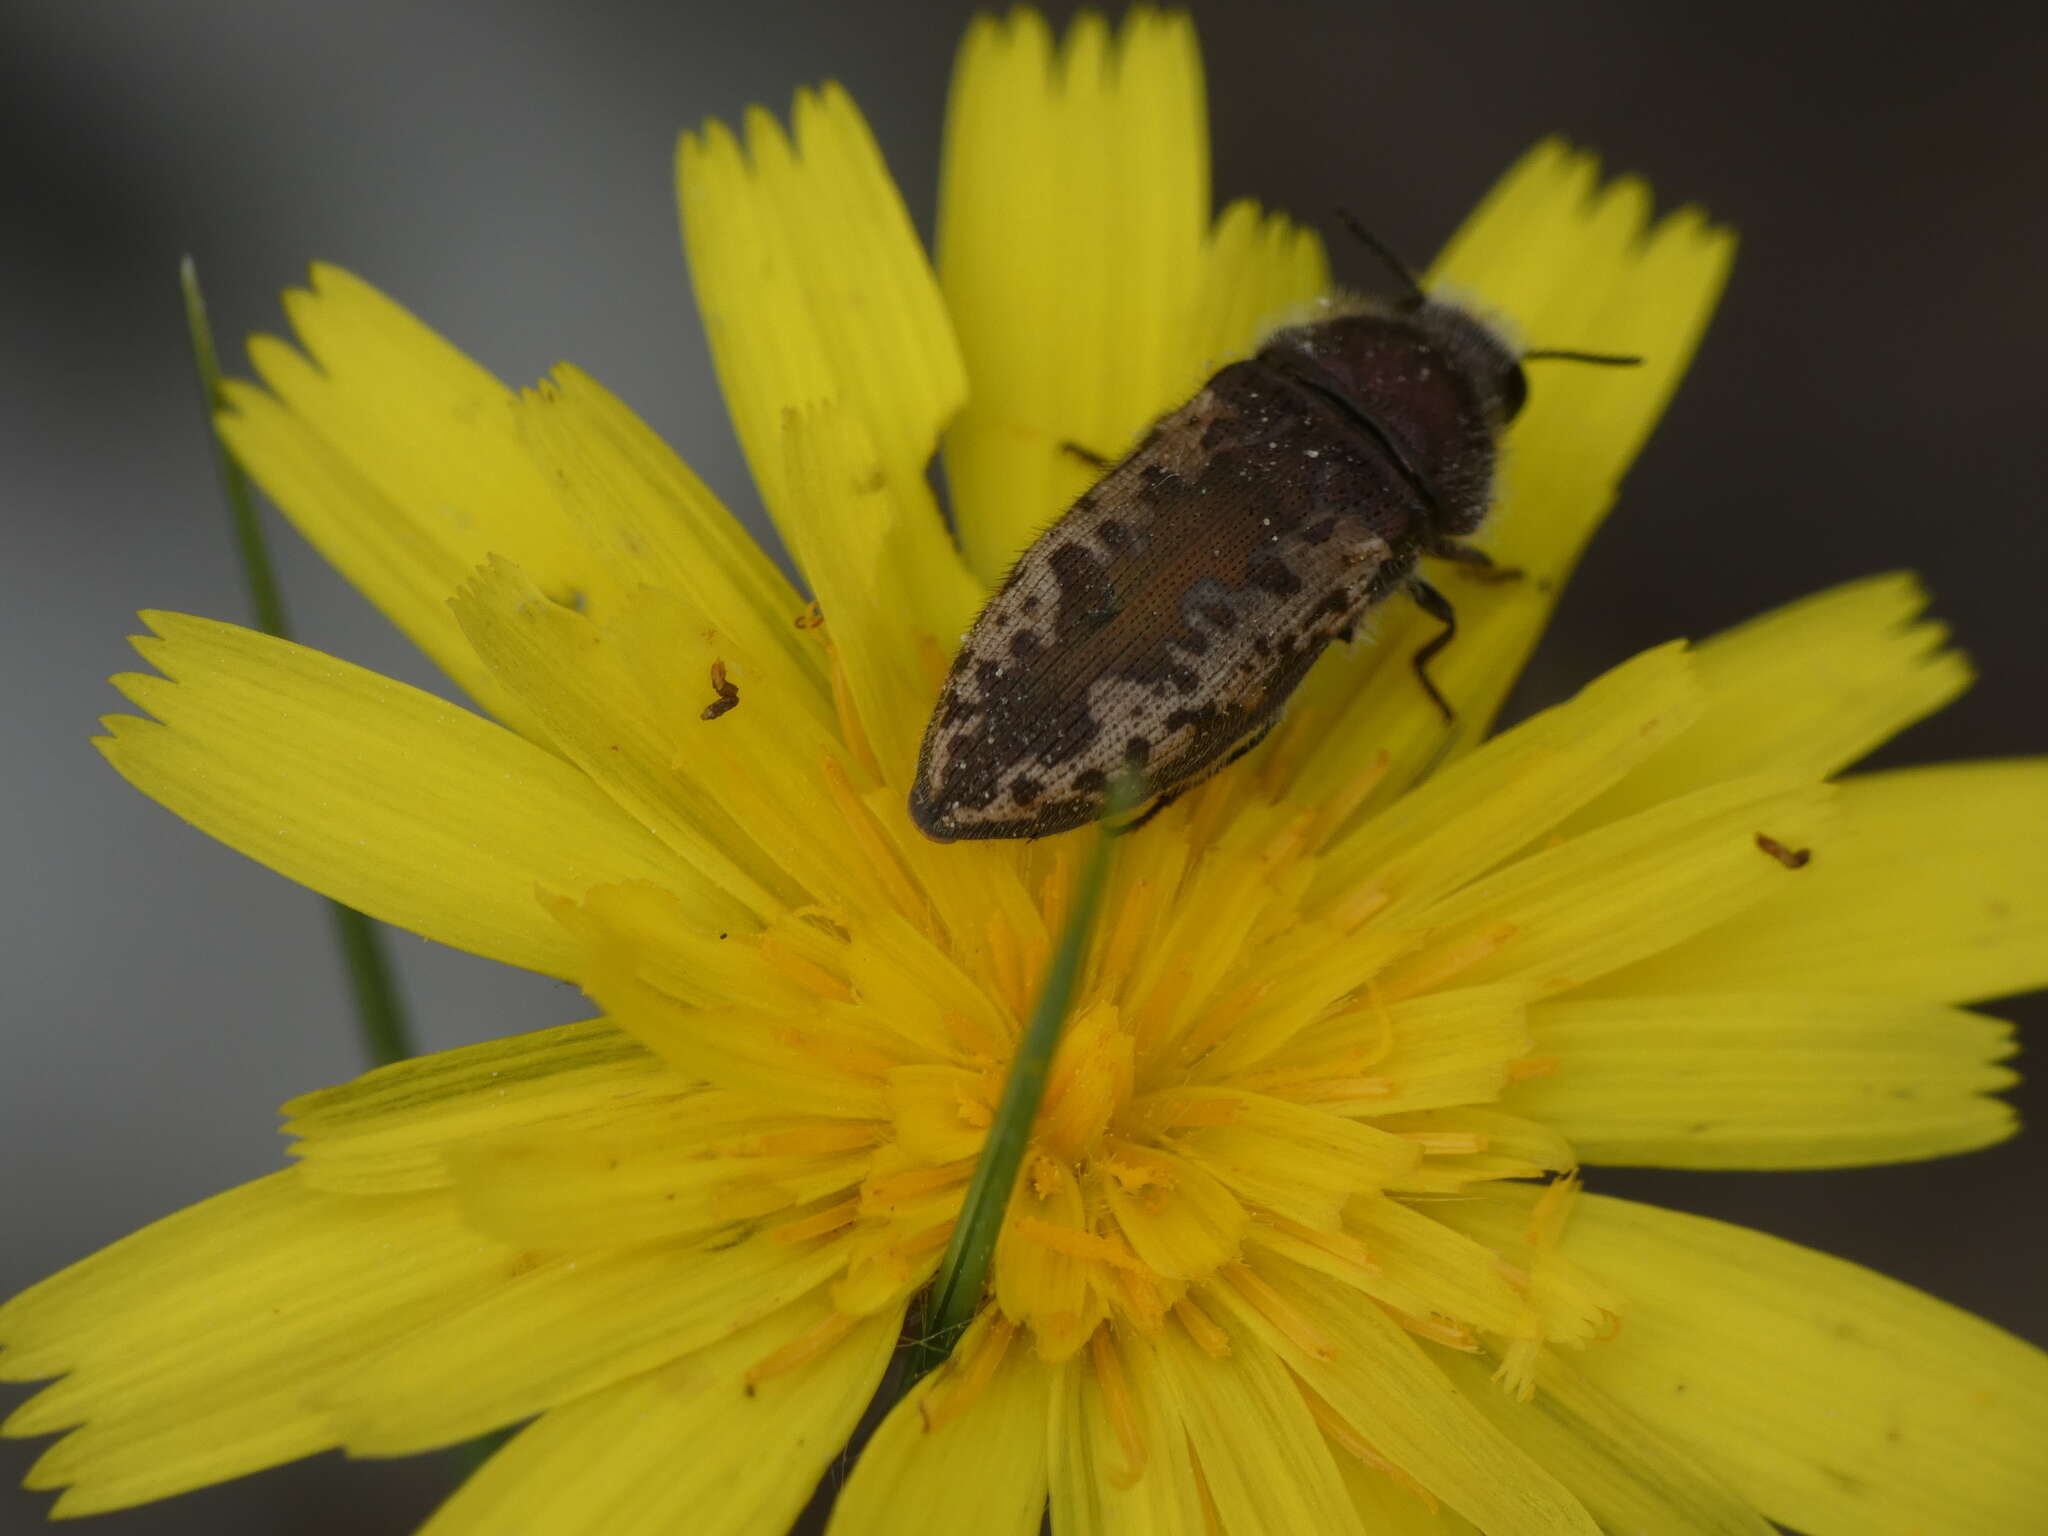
[[1566, 1196, 2048, 1536], [97, 614, 739, 977], [419, 1296, 898, 1536]]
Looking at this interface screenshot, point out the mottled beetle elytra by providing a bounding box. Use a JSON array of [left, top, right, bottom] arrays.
[[909, 218, 1639, 842]]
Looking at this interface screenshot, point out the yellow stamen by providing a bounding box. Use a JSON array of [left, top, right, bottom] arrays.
[[1381, 1303, 1480, 1351], [1089, 1328, 1149, 1487], [1172, 1296, 1232, 1358], [1259, 1215, 1380, 1277], [773, 1197, 861, 1244], [1218, 1265, 1337, 1361], [745, 1309, 861, 1389], [1257, 806, 1317, 868], [921, 1315, 1017, 1432], [1296, 1376, 1443, 1511], [1492, 1336, 1543, 1402], [863, 1156, 976, 1211], [1328, 882, 1392, 934], [1116, 1267, 1169, 1332]]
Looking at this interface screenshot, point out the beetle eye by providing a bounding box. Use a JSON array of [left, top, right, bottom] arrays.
[[1499, 362, 1529, 422]]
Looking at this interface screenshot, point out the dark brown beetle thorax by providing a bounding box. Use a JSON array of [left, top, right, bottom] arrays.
[[1255, 299, 1521, 538]]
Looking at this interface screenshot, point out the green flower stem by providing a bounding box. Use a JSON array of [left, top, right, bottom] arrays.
[[179, 258, 416, 1068], [910, 796, 1128, 1384]]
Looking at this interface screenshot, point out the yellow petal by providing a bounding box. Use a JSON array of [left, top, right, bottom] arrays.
[[1147, 1324, 1368, 1534], [1, 1173, 509, 1516], [1335, 1453, 1483, 1532], [1305, 640, 1704, 913], [285, 1018, 677, 1193], [1252, 984, 1532, 1118], [1514, 992, 2017, 1168], [888, 1063, 997, 1164], [1187, 198, 1331, 379], [569, 884, 894, 1119], [1434, 1349, 1775, 1536], [1595, 761, 2048, 1005], [1098, 1140, 1248, 1280], [1378, 775, 1837, 999], [450, 1098, 872, 1250], [1425, 1183, 1624, 1352], [1210, 1256, 1600, 1534], [512, 364, 820, 687], [420, 1294, 896, 1536], [1376, 1108, 1578, 1195], [678, 86, 982, 760], [995, 1155, 1101, 1362], [99, 614, 733, 978], [221, 267, 690, 736], [449, 556, 829, 918], [939, 9, 1231, 579], [1136, 1089, 1418, 1228], [1561, 573, 1971, 832], [1283, 143, 1735, 801], [1333, 1192, 1535, 1338], [765, 395, 982, 780], [829, 1316, 1050, 1536], [1048, 1330, 1206, 1535], [1566, 1194, 2048, 1536], [327, 1226, 848, 1454]]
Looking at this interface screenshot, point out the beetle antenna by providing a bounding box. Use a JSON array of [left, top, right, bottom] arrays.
[[1520, 348, 1644, 367], [1333, 208, 1427, 309]]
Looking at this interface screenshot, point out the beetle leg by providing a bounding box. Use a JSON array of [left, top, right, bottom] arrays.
[[1407, 578, 1458, 725], [1431, 540, 1523, 584], [1059, 440, 1115, 471]]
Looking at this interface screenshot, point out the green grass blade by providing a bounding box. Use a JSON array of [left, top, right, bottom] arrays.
[[909, 793, 1134, 1384], [178, 257, 416, 1067]]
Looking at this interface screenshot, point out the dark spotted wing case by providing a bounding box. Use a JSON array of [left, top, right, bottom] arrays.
[[911, 350, 1448, 841]]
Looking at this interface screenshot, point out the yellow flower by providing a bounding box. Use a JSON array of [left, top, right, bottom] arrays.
[[6, 8, 2046, 1535]]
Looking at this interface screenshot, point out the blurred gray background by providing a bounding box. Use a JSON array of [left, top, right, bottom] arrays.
[[3, 2, 2044, 1531]]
